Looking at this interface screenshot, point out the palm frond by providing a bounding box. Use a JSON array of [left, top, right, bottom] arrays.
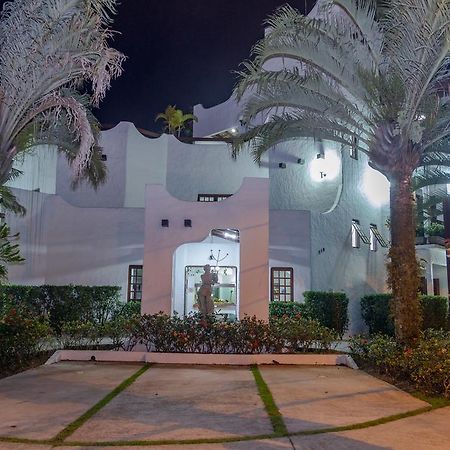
[[0, 0, 124, 182]]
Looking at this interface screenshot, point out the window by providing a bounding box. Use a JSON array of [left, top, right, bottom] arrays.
[[433, 278, 440, 296], [419, 277, 427, 295], [350, 136, 358, 160], [198, 194, 231, 202], [369, 224, 389, 248], [352, 219, 370, 248], [128, 265, 143, 301], [271, 268, 294, 302]]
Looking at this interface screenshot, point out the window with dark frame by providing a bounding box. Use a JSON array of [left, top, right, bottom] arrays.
[[419, 277, 427, 295], [433, 278, 440, 296], [271, 267, 294, 302], [350, 136, 358, 160], [128, 265, 143, 301], [197, 194, 231, 202]]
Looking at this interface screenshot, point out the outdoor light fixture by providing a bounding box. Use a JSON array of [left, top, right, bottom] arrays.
[[297, 158, 305, 165], [101, 154, 108, 161], [184, 219, 192, 227], [161, 219, 169, 227], [310, 149, 340, 182], [362, 167, 390, 207], [279, 162, 287, 169], [230, 127, 238, 135]]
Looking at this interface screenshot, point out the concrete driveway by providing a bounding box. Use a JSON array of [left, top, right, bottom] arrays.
[[0, 362, 448, 449]]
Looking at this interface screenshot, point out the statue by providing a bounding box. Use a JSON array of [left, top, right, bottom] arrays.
[[197, 264, 218, 316]]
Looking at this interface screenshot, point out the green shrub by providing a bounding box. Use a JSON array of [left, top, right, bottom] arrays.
[[425, 222, 444, 237], [360, 294, 449, 333], [360, 294, 395, 335], [349, 330, 450, 398], [269, 301, 305, 319], [0, 285, 122, 333], [0, 305, 51, 372], [129, 313, 337, 354], [303, 291, 349, 337], [270, 316, 338, 353], [421, 296, 448, 330]]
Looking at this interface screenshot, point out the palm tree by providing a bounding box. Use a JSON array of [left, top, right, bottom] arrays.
[[155, 105, 198, 137], [0, 0, 125, 194], [233, 0, 450, 342], [0, 222, 24, 281]]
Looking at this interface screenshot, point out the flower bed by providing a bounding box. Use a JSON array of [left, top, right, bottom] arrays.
[[60, 313, 339, 354], [349, 330, 450, 398]]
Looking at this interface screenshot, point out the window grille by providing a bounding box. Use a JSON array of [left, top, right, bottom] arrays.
[[271, 268, 294, 302]]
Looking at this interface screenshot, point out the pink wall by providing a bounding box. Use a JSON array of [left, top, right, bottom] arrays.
[[142, 178, 269, 320]]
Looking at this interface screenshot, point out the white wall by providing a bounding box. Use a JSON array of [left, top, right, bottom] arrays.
[[166, 138, 267, 201], [7, 146, 58, 194], [310, 147, 390, 333], [7, 189, 145, 300], [56, 123, 128, 208], [194, 95, 243, 137], [269, 140, 342, 212], [269, 210, 311, 300]]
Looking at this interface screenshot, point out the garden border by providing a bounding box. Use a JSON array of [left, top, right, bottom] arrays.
[[46, 349, 359, 368]]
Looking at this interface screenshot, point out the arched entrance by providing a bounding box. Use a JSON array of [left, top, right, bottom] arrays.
[[172, 229, 240, 319]]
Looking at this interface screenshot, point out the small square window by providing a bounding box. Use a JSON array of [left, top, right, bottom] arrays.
[[271, 267, 294, 302], [128, 265, 143, 301]]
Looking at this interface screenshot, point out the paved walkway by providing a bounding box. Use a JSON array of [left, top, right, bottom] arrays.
[[0, 362, 449, 449]]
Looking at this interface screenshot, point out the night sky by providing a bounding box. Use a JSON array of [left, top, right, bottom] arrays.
[[2, 0, 315, 131]]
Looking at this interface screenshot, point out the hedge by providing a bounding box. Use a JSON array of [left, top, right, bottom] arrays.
[[303, 291, 349, 337], [269, 301, 305, 318], [360, 294, 394, 335], [0, 285, 122, 333], [361, 294, 449, 334]]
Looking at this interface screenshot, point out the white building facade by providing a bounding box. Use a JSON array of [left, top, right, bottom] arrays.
[[4, 103, 399, 333]]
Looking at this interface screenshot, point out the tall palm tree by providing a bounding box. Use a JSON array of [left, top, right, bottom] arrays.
[[0, 0, 125, 193], [233, 0, 450, 342]]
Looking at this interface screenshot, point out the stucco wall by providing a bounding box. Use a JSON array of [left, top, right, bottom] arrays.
[[269, 140, 342, 212], [56, 123, 128, 208], [310, 147, 390, 333], [166, 138, 266, 201], [194, 95, 243, 137], [7, 189, 145, 300], [142, 178, 269, 320], [7, 146, 58, 194], [7, 189, 50, 285], [269, 209, 311, 300]]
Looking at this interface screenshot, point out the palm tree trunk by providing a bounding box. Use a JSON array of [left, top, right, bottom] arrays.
[[388, 172, 421, 342]]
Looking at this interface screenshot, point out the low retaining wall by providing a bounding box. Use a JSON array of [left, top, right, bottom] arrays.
[[46, 350, 358, 369]]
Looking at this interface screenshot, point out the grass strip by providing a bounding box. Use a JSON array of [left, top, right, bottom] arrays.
[[57, 433, 275, 447], [53, 363, 151, 443], [290, 405, 434, 437], [251, 365, 287, 436]]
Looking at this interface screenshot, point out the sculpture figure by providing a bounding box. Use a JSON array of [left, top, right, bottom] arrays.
[[197, 264, 218, 316]]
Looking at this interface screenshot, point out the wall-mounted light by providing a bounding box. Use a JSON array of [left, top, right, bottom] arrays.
[[310, 149, 340, 182], [161, 219, 169, 227], [184, 219, 192, 227], [362, 167, 390, 207], [297, 158, 305, 165], [278, 162, 287, 169], [230, 127, 238, 135]]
